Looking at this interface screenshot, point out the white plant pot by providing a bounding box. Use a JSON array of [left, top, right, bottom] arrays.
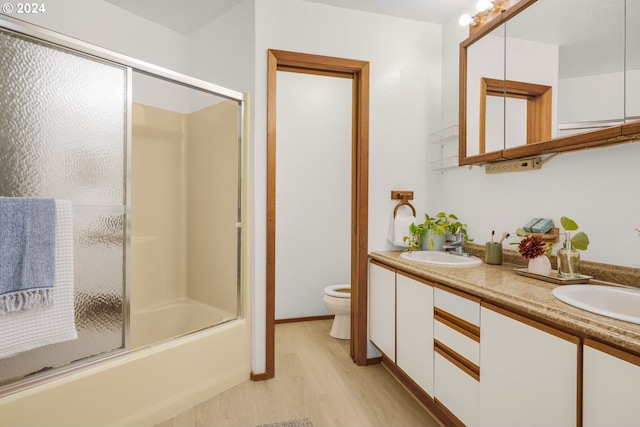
[[422, 230, 446, 251], [528, 255, 552, 276]]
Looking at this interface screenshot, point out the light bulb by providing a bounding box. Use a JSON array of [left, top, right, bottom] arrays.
[[476, 0, 494, 12], [459, 14, 475, 26]]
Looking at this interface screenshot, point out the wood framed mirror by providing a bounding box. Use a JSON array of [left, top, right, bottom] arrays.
[[460, 0, 640, 166]]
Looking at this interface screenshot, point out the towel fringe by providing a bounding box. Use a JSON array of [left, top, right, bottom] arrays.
[[0, 289, 54, 315]]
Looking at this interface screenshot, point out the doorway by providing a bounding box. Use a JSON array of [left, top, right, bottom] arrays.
[[264, 49, 370, 379]]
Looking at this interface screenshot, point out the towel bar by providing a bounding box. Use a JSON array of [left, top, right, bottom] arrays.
[[391, 190, 416, 217]]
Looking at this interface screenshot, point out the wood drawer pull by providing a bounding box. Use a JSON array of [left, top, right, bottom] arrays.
[[435, 339, 480, 381], [434, 307, 480, 342]]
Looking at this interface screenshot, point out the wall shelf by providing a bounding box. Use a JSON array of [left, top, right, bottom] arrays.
[[430, 125, 459, 172], [429, 156, 459, 172], [430, 125, 459, 145]]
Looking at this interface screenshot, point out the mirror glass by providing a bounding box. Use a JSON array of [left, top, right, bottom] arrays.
[[505, 0, 625, 140], [628, 0, 640, 121], [461, 0, 639, 165], [465, 23, 505, 157]]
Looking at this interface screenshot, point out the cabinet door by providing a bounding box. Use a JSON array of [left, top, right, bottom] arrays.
[[583, 339, 640, 427], [368, 261, 395, 360], [396, 272, 434, 396], [480, 304, 579, 427]]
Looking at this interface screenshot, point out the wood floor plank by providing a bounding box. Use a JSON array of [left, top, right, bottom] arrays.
[[155, 320, 442, 427]]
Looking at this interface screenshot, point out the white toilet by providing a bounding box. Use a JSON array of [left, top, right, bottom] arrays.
[[323, 284, 351, 339]]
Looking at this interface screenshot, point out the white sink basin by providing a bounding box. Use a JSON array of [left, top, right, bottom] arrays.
[[400, 251, 482, 267], [552, 285, 640, 325]]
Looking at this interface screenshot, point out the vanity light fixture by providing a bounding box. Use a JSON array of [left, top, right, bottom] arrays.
[[458, 13, 477, 27], [459, 0, 505, 27], [476, 0, 495, 12]]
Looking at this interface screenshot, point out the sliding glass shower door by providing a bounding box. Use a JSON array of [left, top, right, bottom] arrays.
[[0, 26, 129, 387]]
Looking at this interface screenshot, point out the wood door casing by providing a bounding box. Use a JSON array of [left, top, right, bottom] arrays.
[[260, 49, 370, 380]]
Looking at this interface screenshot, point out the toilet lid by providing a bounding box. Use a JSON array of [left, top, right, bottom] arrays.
[[324, 285, 351, 298]]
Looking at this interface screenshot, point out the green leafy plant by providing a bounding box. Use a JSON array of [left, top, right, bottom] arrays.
[[560, 216, 589, 250], [403, 222, 427, 251], [403, 212, 471, 251]]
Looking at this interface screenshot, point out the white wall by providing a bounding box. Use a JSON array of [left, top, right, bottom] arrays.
[[504, 37, 558, 145], [2, 0, 189, 73], [248, 0, 442, 372], [466, 30, 505, 155], [275, 72, 352, 319], [559, 72, 625, 124], [440, 2, 640, 269], [629, 69, 640, 118], [188, 0, 255, 94]]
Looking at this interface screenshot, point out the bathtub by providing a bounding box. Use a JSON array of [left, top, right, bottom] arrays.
[[130, 298, 236, 349], [1, 315, 251, 427]]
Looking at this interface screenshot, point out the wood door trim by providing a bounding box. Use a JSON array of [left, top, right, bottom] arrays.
[[264, 49, 369, 379]]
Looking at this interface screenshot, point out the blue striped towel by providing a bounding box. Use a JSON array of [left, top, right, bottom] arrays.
[[0, 197, 56, 314]]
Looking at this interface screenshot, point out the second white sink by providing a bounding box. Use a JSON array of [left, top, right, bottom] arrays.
[[552, 284, 640, 325], [400, 251, 482, 267]]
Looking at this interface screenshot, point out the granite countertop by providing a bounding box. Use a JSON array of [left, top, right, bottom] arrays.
[[369, 250, 640, 355]]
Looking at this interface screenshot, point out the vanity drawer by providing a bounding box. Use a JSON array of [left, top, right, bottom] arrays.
[[434, 352, 480, 427], [433, 286, 481, 383], [434, 287, 480, 327], [434, 291, 481, 427], [434, 319, 479, 365]]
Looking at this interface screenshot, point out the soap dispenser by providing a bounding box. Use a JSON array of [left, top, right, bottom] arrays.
[[557, 233, 580, 278]]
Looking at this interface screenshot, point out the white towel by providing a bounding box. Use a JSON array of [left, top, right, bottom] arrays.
[[388, 207, 416, 248], [0, 200, 77, 359]]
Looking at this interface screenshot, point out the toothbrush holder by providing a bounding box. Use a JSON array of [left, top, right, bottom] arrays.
[[485, 242, 503, 265]]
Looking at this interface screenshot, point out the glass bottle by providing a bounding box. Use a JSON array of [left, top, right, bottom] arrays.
[[557, 233, 581, 278]]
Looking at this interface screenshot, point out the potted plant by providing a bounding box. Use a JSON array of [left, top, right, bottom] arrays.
[[517, 234, 553, 276], [404, 212, 471, 251]]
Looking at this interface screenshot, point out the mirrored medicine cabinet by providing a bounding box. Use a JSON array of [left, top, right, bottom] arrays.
[[459, 0, 640, 166]]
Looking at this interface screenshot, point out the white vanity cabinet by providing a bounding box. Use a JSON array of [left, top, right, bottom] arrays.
[[433, 287, 481, 427], [396, 272, 434, 396], [368, 260, 396, 360], [583, 338, 640, 427], [479, 304, 579, 427], [368, 255, 640, 427]]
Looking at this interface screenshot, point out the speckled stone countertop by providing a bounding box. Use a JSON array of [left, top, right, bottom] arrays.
[[369, 249, 640, 355]]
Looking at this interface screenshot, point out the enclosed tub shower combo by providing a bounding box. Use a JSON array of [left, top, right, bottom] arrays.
[[0, 15, 249, 422]]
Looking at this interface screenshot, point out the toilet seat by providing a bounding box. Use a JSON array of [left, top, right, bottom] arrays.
[[324, 284, 351, 298]]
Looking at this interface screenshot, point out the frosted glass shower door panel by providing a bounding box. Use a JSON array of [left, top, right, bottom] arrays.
[[0, 28, 126, 203], [0, 28, 128, 386]]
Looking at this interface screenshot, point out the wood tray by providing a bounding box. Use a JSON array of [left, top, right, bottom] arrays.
[[514, 268, 592, 285]]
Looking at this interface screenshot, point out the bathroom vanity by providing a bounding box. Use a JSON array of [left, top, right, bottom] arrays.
[[368, 251, 640, 427]]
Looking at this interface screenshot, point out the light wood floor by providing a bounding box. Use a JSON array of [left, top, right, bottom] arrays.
[[155, 320, 442, 427]]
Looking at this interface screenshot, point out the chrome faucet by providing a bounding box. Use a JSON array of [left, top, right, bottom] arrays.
[[443, 228, 470, 257]]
